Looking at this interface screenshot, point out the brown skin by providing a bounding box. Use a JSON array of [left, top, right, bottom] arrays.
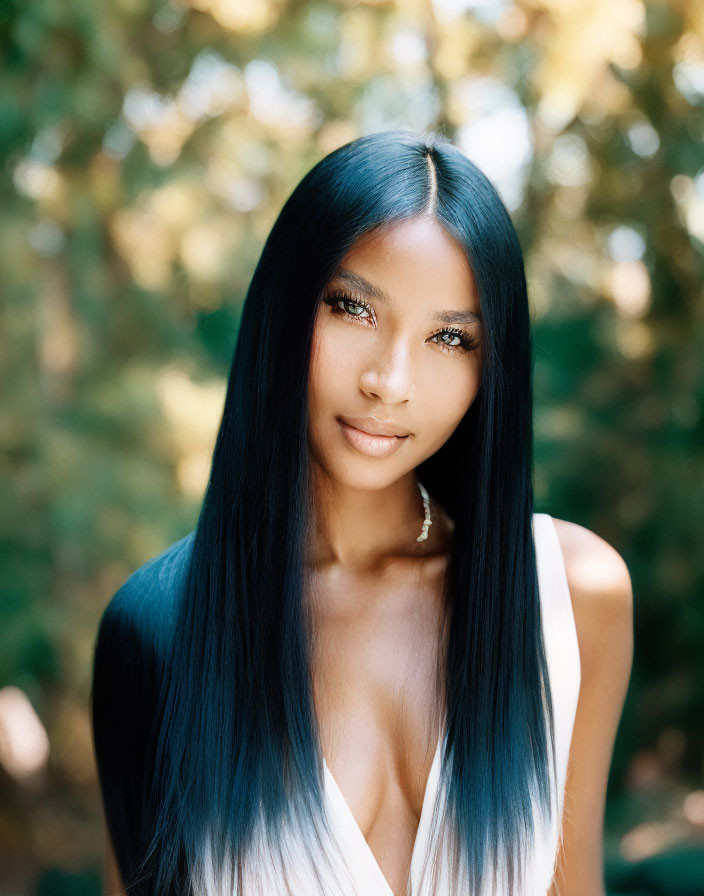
[[103, 833, 123, 896], [304, 215, 481, 892], [102, 216, 633, 895], [305, 215, 483, 574]]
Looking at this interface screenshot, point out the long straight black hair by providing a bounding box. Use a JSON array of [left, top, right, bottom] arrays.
[[91, 129, 558, 896]]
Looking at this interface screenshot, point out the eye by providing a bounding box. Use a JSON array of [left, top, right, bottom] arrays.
[[322, 291, 479, 354], [323, 291, 374, 321], [430, 327, 479, 354]]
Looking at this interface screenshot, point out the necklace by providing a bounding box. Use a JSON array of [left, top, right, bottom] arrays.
[[416, 480, 433, 542]]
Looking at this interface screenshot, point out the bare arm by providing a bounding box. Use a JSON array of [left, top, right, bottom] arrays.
[[103, 827, 128, 896], [548, 518, 634, 896]]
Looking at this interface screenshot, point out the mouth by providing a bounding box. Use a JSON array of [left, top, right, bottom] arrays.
[[337, 414, 412, 438], [336, 417, 409, 458]]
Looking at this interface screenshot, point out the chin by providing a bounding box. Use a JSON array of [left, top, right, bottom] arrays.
[[342, 458, 418, 489]]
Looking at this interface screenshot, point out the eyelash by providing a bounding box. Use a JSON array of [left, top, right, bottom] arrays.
[[322, 291, 479, 354]]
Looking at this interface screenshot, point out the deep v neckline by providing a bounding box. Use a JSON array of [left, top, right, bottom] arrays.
[[322, 730, 445, 896]]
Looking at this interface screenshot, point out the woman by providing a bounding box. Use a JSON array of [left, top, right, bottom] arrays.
[[91, 130, 633, 896]]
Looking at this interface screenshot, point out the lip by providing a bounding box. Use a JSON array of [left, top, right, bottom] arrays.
[[337, 418, 409, 458], [338, 415, 412, 438]]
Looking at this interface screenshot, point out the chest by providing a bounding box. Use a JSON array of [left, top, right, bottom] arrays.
[[307, 559, 447, 892]]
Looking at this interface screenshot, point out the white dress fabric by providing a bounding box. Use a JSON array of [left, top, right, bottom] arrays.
[[229, 512, 581, 896]]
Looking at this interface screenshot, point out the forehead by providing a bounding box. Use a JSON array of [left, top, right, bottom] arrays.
[[330, 217, 481, 317]]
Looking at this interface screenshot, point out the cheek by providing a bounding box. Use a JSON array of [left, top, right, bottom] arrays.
[[308, 320, 353, 410], [415, 365, 480, 448]]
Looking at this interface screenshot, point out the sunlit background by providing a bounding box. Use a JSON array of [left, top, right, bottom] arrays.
[[1, 0, 703, 893]]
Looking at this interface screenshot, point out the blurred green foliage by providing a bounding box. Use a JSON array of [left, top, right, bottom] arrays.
[[0, 0, 702, 893]]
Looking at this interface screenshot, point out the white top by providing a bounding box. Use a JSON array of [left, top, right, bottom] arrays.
[[212, 512, 581, 896]]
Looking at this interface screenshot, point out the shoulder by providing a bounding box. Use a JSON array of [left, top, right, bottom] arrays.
[[96, 530, 195, 655], [92, 530, 195, 711], [92, 532, 195, 887], [550, 516, 634, 676], [550, 517, 633, 615], [91, 529, 196, 763]]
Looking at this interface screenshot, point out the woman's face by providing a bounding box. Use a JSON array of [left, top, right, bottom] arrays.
[[308, 215, 483, 490]]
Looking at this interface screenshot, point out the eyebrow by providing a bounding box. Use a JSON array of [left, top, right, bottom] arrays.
[[330, 267, 482, 324]]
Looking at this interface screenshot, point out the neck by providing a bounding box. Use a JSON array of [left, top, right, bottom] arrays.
[[304, 462, 452, 576]]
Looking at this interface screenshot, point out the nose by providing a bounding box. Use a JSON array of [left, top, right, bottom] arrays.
[[359, 338, 415, 404]]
